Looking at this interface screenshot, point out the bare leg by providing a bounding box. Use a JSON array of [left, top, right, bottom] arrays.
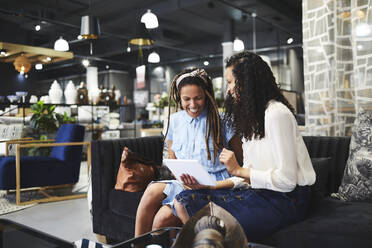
[[152, 205, 182, 230], [135, 183, 166, 237], [174, 199, 190, 224]]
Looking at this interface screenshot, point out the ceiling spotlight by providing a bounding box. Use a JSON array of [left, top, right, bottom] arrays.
[[106, 65, 110, 69], [25, 74, 28, 78], [203, 60, 209, 66], [77, 35, 83, 40], [82, 59, 90, 67], [148, 51, 160, 63], [287, 37, 294, 44], [126, 45, 131, 52], [35, 24, 41, 31], [233, 37, 244, 52], [54, 36, 69, 51], [141, 9, 159, 29], [35, 63, 43, 70]]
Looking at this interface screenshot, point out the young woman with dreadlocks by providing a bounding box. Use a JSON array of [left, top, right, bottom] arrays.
[[174, 51, 316, 242], [134, 68, 242, 237]]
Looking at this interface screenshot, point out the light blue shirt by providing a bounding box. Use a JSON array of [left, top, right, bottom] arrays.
[[163, 109, 234, 174]]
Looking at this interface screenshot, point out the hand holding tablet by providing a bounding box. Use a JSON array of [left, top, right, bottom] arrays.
[[163, 159, 216, 186]]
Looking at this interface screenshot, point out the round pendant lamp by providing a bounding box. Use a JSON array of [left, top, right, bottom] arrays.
[[14, 54, 31, 74]]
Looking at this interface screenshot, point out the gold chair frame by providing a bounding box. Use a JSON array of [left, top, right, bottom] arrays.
[[4, 139, 91, 206]]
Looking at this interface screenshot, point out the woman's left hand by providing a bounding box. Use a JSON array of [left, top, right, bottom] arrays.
[[180, 174, 209, 190], [219, 148, 241, 176]]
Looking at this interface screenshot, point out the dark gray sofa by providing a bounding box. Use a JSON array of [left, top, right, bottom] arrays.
[[91, 136, 372, 247]]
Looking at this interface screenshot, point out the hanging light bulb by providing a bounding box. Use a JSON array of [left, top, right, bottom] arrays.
[[54, 36, 69, 51], [203, 60, 209, 66], [287, 37, 294, 44], [148, 51, 160, 63], [141, 9, 159, 29], [233, 37, 244, 52], [82, 59, 90, 67]]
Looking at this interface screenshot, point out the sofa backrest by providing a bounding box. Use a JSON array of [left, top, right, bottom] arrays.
[[303, 136, 351, 195]]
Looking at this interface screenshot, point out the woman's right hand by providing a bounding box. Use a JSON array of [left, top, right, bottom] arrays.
[[180, 174, 210, 190]]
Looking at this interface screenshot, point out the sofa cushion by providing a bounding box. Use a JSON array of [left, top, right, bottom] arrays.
[[109, 189, 144, 218], [264, 198, 372, 248], [333, 108, 372, 202], [311, 157, 331, 199]]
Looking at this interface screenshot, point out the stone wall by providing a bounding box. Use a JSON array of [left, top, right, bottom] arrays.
[[303, 0, 372, 136]]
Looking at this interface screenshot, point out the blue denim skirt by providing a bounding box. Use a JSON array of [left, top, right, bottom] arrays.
[[153, 168, 231, 214], [175, 186, 311, 242]]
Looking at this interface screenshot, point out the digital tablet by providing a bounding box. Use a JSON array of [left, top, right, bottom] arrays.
[[163, 159, 216, 186]]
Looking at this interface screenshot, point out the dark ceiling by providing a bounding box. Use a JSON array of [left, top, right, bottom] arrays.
[[0, 0, 302, 76]]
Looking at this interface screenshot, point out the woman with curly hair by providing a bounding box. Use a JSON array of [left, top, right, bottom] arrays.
[[134, 68, 242, 236], [174, 51, 316, 242]]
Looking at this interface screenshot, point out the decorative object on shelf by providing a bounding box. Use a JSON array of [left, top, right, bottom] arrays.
[[13, 54, 31, 74], [64, 80, 77, 104], [48, 80, 63, 104], [39, 95, 50, 104], [15, 91, 28, 103], [87, 66, 100, 103], [77, 82, 89, 104], [30, 95, 38, 103], [6, 95, 19, 103]]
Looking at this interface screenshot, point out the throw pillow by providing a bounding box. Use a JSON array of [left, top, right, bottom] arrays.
[[332, 108, 372, 201], [114, 147, 158, 192], [311, 157, 332, 199]]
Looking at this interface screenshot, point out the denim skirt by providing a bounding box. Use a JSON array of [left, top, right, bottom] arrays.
[[175, 186, 311, 242], [152, 168, 231, 213]]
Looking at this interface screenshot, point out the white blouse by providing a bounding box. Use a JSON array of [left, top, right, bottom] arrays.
[[227, 101, 316, 192]]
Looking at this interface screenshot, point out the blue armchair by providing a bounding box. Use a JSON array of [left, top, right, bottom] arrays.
[[0, 124, 91, 205]]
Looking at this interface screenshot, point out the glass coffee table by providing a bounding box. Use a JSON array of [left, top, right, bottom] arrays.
[[0, 218, 75, 248]]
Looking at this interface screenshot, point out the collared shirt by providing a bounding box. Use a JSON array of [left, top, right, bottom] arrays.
[[163, 109, 234, 174], [228, 101, 316, 192]]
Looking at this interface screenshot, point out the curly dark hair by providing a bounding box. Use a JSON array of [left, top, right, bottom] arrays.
[[163, 68, 225, 163], [223, 51, 295, 140]]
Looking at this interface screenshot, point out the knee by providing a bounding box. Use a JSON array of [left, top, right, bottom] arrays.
[[141, 183, 166, 205], [152, 210, 174, 230]]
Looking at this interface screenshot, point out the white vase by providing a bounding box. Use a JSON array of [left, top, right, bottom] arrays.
[[29, 95, 38, 103], [64, 81, 77, 104], [49, 80, 63, 104]]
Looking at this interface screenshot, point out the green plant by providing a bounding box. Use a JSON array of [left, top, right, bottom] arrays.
[[56, 112, 76, 125], [30, 101, 59, 133], [30, 101, 76, 134]]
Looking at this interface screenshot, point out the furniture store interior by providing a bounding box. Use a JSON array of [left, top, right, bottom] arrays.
[[0, 0, 371, 248]]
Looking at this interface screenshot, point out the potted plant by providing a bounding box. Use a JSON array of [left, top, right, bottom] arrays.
[[28, 101, 76, 156]]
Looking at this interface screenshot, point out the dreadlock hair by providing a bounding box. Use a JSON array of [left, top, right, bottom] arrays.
[[163, 68, 224, 163], [223, 51, 295, 141]]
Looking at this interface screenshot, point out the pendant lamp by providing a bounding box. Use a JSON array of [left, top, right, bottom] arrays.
[[54, 36, 69, 51], [80, 15, 101, 39], [141, 9, 159, 29], [148, 51, 160, 63], [129, 22, 154, 46], [14, 54, 31, 74]]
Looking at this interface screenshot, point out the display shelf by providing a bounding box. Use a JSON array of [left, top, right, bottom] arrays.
[[0, 102, 136, 139]]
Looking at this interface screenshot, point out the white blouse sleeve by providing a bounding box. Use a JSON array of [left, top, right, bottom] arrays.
[[249, 111, 298, 192]]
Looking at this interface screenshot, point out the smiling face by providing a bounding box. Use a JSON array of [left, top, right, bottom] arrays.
[[179, 84, 206, 118], [225, 66, 238, 100]]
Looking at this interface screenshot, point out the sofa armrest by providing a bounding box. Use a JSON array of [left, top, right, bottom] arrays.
[[303, 136, 351, 194]]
